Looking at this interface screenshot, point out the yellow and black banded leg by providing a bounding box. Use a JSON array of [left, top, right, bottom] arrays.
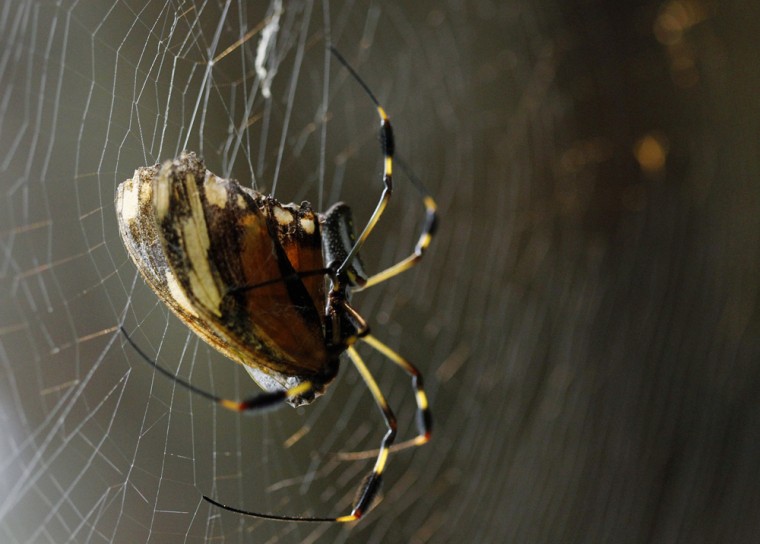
[[336, 334, 432, 462], [200, 345, 398, 523], [329, 46, 438, 289], [123, 326, 393, 523], [358, 180, 437, 290], [120, 327, 313, 414], [338, 345, 398, 522], [338, 300, 432, 448], [362, 334, 432, 447], [330, 46, 395, 280]]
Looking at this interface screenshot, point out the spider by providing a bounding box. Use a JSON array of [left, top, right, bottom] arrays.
[[116, 46, 437, 522]]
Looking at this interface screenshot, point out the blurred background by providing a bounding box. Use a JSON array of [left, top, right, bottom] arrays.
[[1, 0, 759, 542]]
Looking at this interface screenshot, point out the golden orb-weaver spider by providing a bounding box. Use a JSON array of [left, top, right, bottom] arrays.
[[116, 47, 437, 522]]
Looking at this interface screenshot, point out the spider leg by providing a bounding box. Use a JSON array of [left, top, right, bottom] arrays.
[[361, 334, 432, 446], [331, 331, 432, 462], [330, 47, 394, 281], [357, 159, 437, 290], [199, 344, 399, 523], [330, 46, 438, 289], [339, 345, 398, 521], [330, 302, 429, 459], [122, 325, 399, 523], [119, 326, 312, 413]]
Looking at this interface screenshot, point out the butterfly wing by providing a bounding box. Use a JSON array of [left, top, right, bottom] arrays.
[[116, 152, 331, 393]]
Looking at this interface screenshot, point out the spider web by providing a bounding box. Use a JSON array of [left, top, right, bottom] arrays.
[[0, 1, 465, 542], [5, 0, 760, 543]]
